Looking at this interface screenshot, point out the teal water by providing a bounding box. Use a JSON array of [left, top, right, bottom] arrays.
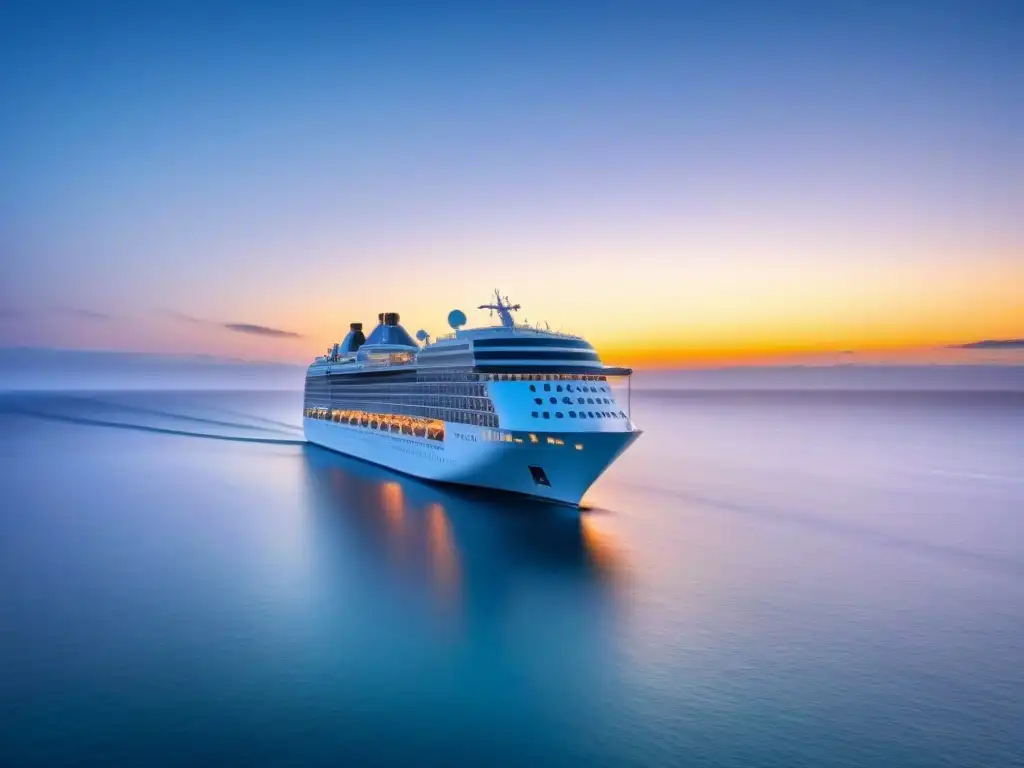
[[1, 390, 1021, 766]]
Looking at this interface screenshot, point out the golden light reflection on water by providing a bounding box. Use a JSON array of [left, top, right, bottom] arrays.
[[305, 447, 624, 628], [579, 512, 624, 577], [427, 502, 461, 608], [381, 481, 405, 530]]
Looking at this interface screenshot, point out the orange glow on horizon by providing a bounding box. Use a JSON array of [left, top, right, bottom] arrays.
[[119, 248, 1021, 369]]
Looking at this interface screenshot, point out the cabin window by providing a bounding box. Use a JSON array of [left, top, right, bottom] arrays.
[[531, 411, 538, 418], [569, 411, 576, 417], [556, 412, 563, 419]]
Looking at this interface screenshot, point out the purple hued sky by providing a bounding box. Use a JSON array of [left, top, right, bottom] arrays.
[[1, 1, 1021, 367]]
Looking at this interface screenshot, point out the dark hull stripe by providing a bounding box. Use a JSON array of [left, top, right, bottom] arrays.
[[473, 350, 601, 362], [473, 338, 593, 350]]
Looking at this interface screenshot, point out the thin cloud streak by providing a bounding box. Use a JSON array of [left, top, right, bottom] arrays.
[[164, 309, 305, 339], [222, 323, 304, 339], [950, 339, 1024, 350], [60, 307, 114, 321], [164, 310, 205, 324]]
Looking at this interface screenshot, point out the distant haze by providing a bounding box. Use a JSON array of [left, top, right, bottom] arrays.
[[2, 348, 1021, 392], [0, 349, 303, 391]]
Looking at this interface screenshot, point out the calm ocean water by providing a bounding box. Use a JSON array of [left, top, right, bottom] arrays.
[[1, 389, 1021, 767]]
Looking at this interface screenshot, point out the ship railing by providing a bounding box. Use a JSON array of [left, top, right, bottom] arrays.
[[434, 325, 583, 343]]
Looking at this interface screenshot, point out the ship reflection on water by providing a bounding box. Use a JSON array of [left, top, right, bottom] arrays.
[[301, 444, 625, 625]]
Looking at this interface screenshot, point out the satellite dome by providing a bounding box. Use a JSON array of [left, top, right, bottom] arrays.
[[447, 309, 467, 329], [415, 329, 429, 342]]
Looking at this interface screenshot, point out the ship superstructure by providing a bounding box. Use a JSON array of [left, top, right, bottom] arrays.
[[303, 291, 640, 505]]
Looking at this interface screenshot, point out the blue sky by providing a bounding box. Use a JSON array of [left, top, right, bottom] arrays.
[[1, 0, 1021, 364]]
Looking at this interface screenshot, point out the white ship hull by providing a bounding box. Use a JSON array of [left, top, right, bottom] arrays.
[[304, 418, 639, 506]]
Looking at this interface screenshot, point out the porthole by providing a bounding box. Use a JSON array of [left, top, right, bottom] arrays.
[[587, 398, 594, 404], [531, 411, 538, 418], [544, 383, 551, 392], [567, 385, 574, 392], [529, 384, 536, 392], [543, 412, 550, 419], [577, 397, 584, 404], [556, 412, 564, 419], [549, 397, 556, 404], [535, 398, 542, 405], [588, 411, 594, 418], [556, 385, 563, 392], [569, 411, 577, 417]]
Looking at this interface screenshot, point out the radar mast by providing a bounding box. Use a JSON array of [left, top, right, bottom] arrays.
[[478, 289, 521, 328]]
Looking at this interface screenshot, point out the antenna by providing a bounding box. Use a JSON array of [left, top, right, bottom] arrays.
[[477, 288, 521, 328]]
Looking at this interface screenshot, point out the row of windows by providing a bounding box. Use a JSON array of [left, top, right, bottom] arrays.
[[305, 395, 499, 428], [306, 377, 499, 428], [530, 409, 627, 421], [310, 370, 486, 387], [480, 429, 583, 450], [305, 408, 446, 441], [534, 396, 614, 406], [326, 394, 495, 413], [311, 380, 490, 398], [481, 373, 609, 383], [529, 383, 607, 393], [310, 370, 611, 387]]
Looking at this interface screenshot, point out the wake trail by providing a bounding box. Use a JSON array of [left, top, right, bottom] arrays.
[[46, 394, 300, 437], [206, 405, 304, 433], [610, 478, 1024, 578], [11, 408, 308, 446]]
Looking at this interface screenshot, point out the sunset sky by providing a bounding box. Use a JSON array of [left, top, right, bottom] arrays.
[[1, 1, 1021, 367]]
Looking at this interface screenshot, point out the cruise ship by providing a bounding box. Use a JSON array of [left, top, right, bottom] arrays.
[[303, 292, 641, 506]]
